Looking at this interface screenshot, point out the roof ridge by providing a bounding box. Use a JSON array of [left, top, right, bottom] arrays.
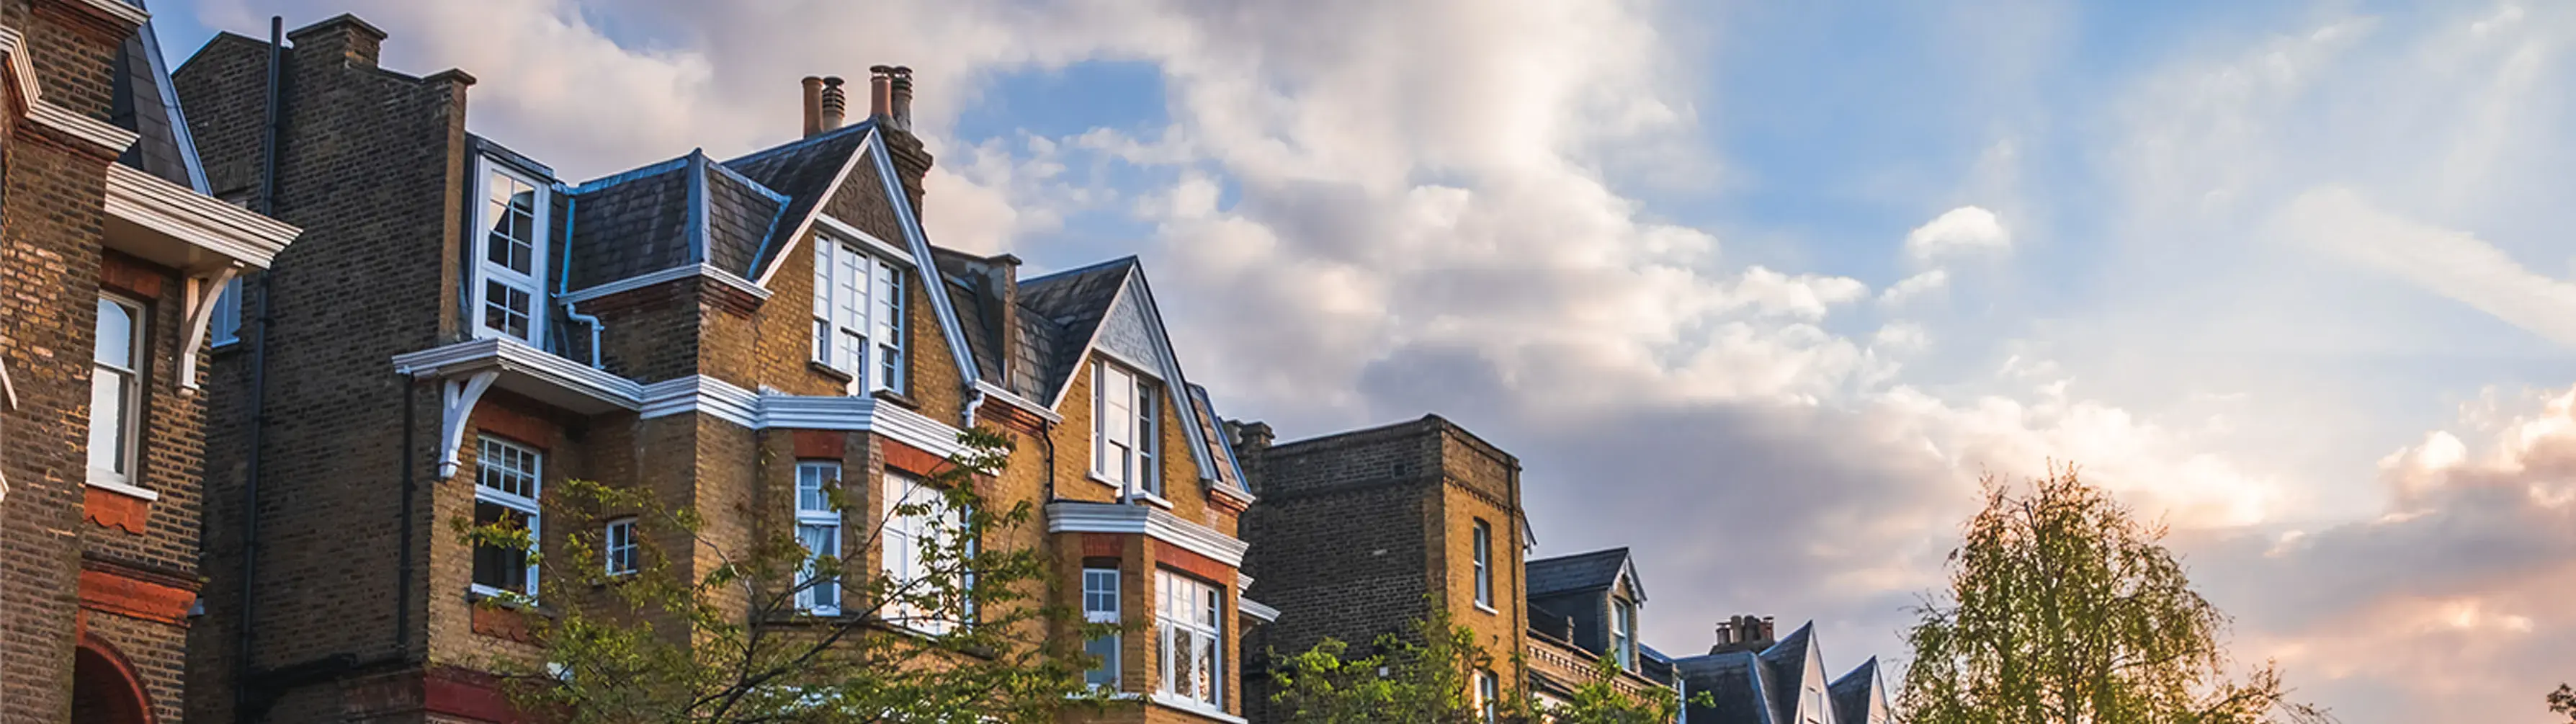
[[1017, 255, 1140, 287], [721, 117, 880, 168], [568, 155, 689, 194]]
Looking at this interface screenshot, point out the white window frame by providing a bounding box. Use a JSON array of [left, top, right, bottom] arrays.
[[1083, 566, 1122, 690], [473, 161, 549, 344], [1804, 687, 1826, 724], [1155, 569, 1223, 710], [795, 462, 844, 614], [1611, 599, 1637, 671], [87, 293, 148, 493], [1472, 519, 1493, 610], [1090, 360, 1161, 499], [810, 236, 905, 395], [881, 471, 966, 633], [1476, 669, 1501, 723], [603, 517, 638, 576], [471, 436, 542, 599]]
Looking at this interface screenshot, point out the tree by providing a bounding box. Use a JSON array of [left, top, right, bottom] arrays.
[[2549, 683, 2574, 723], [1896, 465, 2330, 724], [457, 428, 1111, 723], [1267, 609, 1687, 724]]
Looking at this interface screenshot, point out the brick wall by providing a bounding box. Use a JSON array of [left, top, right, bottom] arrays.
[[176, 14, 473, 722]]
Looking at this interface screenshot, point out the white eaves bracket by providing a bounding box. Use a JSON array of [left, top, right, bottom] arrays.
[[436, 372, 498, 479], [176, 265, 238, 392]]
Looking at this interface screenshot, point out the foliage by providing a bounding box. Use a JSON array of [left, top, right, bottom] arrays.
[[1268, 608, 1689, 724], [2550, 684, 2574, 723], [1895, 465, 2331, 724], [455, 427, 1112, 723]]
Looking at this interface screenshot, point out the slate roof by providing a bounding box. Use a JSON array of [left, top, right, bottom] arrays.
[[1828, 658, 1881, 724], [112, 1, 207, 192], [1758, 623, 1816, 719], [1526, 548, 1632, 597], [1014, 257, 1137, 401], [1674, 651, 1773, 724], [702, 161, 787, 277], [563, 157, 692, 290], [722, 120, 878, 279]]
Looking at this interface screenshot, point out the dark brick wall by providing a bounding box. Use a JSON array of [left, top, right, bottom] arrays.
[[176, 14, 471, 722], [0, 2, 225, 721]]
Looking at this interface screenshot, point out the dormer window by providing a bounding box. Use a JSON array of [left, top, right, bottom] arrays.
[[474, 163, 548, 343], [810, 236, 905, 395]]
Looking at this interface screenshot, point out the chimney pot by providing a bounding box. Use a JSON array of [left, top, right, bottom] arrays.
[[889, 66, 915, 131], [800, 76, 825, 137], [817, 76, 848, 133], [869, 66, 895, 122]]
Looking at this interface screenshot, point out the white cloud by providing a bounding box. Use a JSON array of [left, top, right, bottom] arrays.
[[1878, 269, 1950, 307], [2278, 187, 2576, 347], [1903, 205, 2011, 261]]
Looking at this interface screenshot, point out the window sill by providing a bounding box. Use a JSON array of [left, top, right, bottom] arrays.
[[808, 361, 854, 385], [1148, 693, 1244, 724], [1087, 472, 1123, 489], [1134, 492, 1175, 510], [869, 388, 918, 410], [84, 478, 160, 502], [465, 584, 545, 611], [1474, 602, 1500, 616]]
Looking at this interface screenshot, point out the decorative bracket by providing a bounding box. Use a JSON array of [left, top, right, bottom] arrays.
[[176, 265, 239, 393], [437, 372, 498, 478]]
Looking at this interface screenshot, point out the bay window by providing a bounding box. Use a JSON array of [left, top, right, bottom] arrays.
[[1156, 570, 1222, 709], [89, 295, 144, 490], [1091, 361, 1160, 498], [1083, 566, 1122, 689], [796, 462, 842, 614], [881, 471, 965, 633], [474, 164, 547, 343], [473, 436, 542, 598], [810, 236, 905, 394]]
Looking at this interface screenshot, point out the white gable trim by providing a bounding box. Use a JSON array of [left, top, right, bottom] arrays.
[[812, 215, 913, 264], [866, 132, 982, 396], [558, 263, 772, 305]]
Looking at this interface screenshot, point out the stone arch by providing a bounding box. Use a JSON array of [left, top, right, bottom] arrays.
[[72, 633, 153, 724]]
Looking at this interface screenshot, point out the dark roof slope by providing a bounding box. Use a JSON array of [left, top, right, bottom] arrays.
[[1675, 651, 1772, 724], [1828, 658, 1880, 724], [114, 6, 207, 191], [723, 120, 877, 278], [1758, 622, 1817, 720], [702, 160, 787, 277], [1015, 257, 1136, 401], [1526, 548, 1631, 597], [563, 158, 692, 290]]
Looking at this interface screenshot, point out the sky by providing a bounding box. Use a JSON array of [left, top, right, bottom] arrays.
[[158, 0, 2576, 720]]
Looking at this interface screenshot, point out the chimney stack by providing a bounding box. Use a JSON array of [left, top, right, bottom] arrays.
[[817, 76, 848, 133], [1709, 614, 1779, 654], [869, 65, 895, 122], [800, 76, 824, 137]]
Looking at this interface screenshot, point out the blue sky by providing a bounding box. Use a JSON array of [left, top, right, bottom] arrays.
[[160, 0, 2576, 720]]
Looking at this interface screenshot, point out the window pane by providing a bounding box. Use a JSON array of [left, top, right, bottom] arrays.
[[799, 522, 839, 611], [94, 298, 134, 368], [86, 370, 128, 475], [1085, 634, 1121, 688], [473, 501, 530, 591], [797, 462, 838, 513]]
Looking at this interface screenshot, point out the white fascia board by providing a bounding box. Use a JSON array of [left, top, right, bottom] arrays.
[[559, 263, 772, 305], [640, 375, 759, 426], [974, 380, 1063, 424], [1045, 501, 1248, 568], [70, 0, 148, 29], [105, 165, 300, 268], [31, 100, 138, 156], [756, 393, 967, 457], [390, 337, 643, 409], [813, 215, 913, 264], [1239, 598, 1281, 623]]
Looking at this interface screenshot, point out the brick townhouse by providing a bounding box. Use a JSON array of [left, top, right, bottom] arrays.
[[0, 0, 301, 723], [172, 13, 1272, 724], [1229, 416, 1893, 724]]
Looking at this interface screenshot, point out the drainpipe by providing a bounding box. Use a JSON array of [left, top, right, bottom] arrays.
[[554, 190, 601, 368], [235, 17, 282, 723]]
